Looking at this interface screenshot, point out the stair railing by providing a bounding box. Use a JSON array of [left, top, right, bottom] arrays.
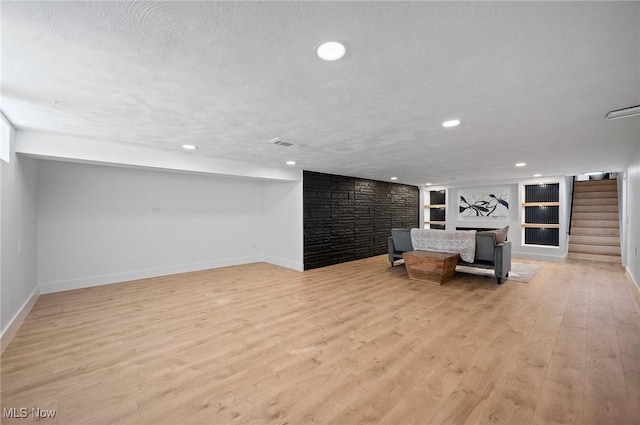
[[568, 176, 575, 236]]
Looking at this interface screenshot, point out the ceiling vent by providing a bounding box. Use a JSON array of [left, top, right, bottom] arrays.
[[606, 105, 640, 120], [267, 137, 294, 147]]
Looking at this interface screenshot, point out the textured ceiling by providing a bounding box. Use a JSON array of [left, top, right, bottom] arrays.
[[2, 1, 639, 185]]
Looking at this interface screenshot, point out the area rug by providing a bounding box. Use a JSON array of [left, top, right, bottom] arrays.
[[456, 262, 542, 283]]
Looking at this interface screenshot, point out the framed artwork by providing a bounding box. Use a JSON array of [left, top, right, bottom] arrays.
[[459, 193, 509, 217]]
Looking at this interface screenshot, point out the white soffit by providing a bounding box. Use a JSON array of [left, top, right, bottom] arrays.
[[16, 131, 302, 182], [2, 1, 639, 185]]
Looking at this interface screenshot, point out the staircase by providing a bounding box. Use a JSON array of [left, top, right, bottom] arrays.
[[568, 179, 621, 263]]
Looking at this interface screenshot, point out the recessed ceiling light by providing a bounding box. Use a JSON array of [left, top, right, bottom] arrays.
[[390, 177, 398, 181], [182, 144, 197, 150], [425, 183, 433, 186], [533, 174, 542, 177], [442, 119, 461, 128], [515, 162, 526, 167], [286, 160, 296, 165], [316, 42, 346, 61]]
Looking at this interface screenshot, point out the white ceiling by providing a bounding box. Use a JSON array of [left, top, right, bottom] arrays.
[[2, 1, 639, 186]]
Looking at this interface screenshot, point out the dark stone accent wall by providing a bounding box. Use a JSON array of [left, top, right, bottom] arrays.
[[303, 171, 420, 270]]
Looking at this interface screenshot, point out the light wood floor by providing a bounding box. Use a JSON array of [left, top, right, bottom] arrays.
[[2, 256, 639, 425]]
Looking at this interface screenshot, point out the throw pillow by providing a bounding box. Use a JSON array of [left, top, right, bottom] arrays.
[[478, 226, 509, 243], [494, 225, 509, 243]]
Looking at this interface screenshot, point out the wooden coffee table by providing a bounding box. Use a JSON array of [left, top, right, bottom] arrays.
[[402, 250, 460, 285]]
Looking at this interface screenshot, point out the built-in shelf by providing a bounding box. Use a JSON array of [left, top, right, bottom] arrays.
[[522, 202, 560, 207], [523, 183, 560, 246], [426, 190, 447, 230], [522, 223, 560, 229]]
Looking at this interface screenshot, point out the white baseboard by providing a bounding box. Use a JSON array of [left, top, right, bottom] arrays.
[[626, 266, 639, 293], [39, 256, 264, 294], [265, 255, 304, 272], [511, 251, 565, 263], [1, 286, 39, 354]]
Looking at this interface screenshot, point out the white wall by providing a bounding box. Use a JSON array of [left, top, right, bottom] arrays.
[[423, 176, 570, 262], [263, 181, 304, 271], [624, 143, 640, 289], [1, 115, 38, 336], [37, 161, 269, 293]]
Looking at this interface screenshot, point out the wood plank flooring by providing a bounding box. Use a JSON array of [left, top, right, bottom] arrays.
[[1, 256, 639, 425]]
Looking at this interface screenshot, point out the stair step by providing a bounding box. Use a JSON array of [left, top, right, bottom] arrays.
[[567, 252, 621, 263], [569, 243, 621, 256], [571, 219, 619, 229], [569, 235, 620, 246], [573, 179, 617, 187], [573, 191, 618, 199], [574, 183, 617, 192], [571, 227, 620, 237], [572, 212, 619, 220], [573, 198, 618, 206], [572, 204, 619, 213]]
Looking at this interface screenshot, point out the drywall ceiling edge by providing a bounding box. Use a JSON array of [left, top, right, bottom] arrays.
[[15, 131, 302, 182]]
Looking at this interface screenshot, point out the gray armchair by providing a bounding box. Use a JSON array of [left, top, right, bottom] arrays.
[[458, 232, 511, 284], [388, 228, 415, 266]]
